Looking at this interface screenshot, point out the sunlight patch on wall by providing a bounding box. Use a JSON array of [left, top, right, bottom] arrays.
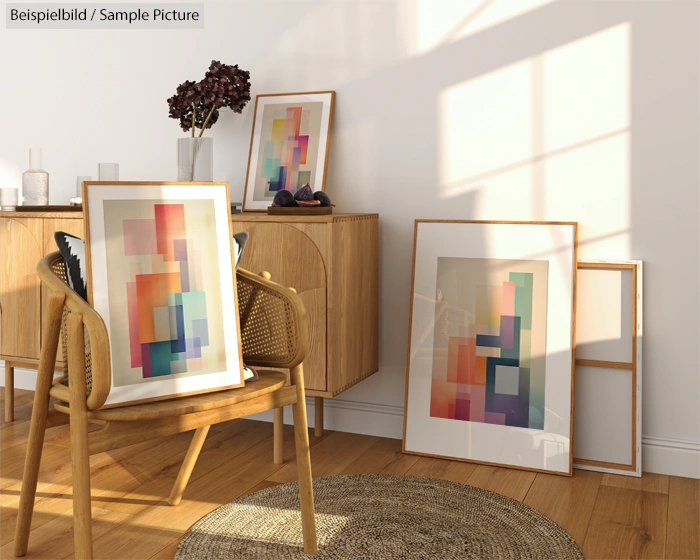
[[456, 166, 533, 220], [544, 134, 630, 258], [543, 24, 630, 153], [437, 22, 630, 258], [439, 59, 533, 191], [401, 0, 558, 57]]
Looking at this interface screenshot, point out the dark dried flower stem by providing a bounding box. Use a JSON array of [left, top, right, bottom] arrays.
[[198, 106, 217, 138]]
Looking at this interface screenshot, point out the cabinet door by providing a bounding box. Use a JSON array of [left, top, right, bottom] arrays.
[[42, 217, 85, 365], [0, 217, 43, 360], [231, 222, 327, 391]]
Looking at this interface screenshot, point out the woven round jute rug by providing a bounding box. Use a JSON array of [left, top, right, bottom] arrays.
[[175, 474, 584, 559]]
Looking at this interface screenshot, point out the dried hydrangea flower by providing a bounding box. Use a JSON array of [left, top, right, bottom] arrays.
[[167, 61, 250, 136]]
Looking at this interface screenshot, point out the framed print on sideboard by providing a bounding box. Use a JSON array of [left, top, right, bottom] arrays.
[[83, 181, 244, 407], [403, 220, 578, 476], [242, 91, 335, 212]]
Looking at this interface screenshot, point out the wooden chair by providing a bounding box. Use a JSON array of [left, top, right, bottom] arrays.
[[14, 252, 317, 559]]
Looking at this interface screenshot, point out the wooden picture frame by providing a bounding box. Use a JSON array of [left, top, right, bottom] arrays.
[[403, 220, 578, 476], [242, 91, 335, 212], [82, 181, 244, 407], [573, 260, 643, 476]]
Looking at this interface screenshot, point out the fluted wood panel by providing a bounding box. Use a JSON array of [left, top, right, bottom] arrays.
[[327, 215, 379, 394], [298, 288, 327, 391], [0, 217, 42, 360]]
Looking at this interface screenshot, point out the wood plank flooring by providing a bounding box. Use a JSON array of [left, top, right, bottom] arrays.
[[1, 389, 698, 559]]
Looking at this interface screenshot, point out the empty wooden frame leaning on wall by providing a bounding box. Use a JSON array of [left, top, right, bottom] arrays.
[[573, 260, 643, 477]]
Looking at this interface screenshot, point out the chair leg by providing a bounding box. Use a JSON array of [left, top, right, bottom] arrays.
[[290, 365, 317, 555], [13, 368, 53, 557], [14, 294, 65, 558], [273, 407, 284, 464], [70, 399, 93, 559], [169, 425, 211, 506], [66, 312, 93, 560], [5, 361, 14, 422]]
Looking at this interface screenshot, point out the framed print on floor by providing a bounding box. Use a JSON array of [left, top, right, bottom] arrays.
[[242, 91, 335, 212], [403, 220, 578, 475], [83, 181, 244, 408]]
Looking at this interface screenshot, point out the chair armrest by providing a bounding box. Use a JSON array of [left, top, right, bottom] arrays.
[[37, 252, 111, 410], [236, 268, 309, 370]]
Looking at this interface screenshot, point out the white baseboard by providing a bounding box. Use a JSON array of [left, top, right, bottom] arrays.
[[642, 436, 700, 479], [3, 364, 698, 479]]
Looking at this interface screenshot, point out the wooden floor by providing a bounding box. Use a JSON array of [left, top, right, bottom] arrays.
[[1, 389, 698, 560]]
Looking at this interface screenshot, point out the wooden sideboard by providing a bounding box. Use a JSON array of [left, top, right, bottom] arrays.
[[231, 213, 379, 433], [0, 210, 379, 428]]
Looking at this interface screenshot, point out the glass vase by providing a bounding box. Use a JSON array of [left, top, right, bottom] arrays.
[[177, 137, 213, 182], [22, 148, 49, 206]]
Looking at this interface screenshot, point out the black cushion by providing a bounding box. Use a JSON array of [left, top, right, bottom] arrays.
[[54, 231, 88, 301], [233, 231, 248, 269]]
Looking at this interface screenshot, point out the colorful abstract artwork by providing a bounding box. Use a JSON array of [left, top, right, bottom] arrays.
[[429, 258, 548, 430], [121, 203, 212, 379], [260, 105, 315, 195], [102, 197, 229, 390], [403, 220, 577, 474], [244, 92, 334, 211], [84, 183, 243, 408]]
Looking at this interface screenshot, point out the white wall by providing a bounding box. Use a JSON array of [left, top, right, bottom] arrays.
[[1, 0, 698, 478]]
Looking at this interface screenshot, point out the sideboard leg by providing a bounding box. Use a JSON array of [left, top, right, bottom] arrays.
[[314, 397, 324, 437], [5, 361, 14, 422], [273, 407, 284, 464]]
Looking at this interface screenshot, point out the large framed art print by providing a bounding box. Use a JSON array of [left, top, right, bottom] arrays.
[[83, 182, 244, 407], [403, 220, 578, 475], [242, 91, 335, 211]]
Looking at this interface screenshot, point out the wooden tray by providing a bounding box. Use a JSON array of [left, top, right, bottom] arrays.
[[267, 206, 333, 215], [11, 205, 82, 212]]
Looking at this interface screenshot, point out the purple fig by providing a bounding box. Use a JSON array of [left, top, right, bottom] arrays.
[[313, 191, 332, 207], [294, 183, 314, 201], [272, 190, 295, 207]]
